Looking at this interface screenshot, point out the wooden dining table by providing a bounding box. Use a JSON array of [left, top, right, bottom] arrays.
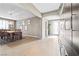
[[0, 30, 22, 43], [6, 31, 16, 33], [6, 31, 22, 42]]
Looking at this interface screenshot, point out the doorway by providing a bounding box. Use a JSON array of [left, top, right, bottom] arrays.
[[48, 20, 59, 36]]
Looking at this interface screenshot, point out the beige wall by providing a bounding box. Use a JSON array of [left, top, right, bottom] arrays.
[[27, 17, 42, 38], [16, 17, 42, 38]]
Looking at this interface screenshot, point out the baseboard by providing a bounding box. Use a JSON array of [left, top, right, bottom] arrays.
[[23, 35, 40, 39]]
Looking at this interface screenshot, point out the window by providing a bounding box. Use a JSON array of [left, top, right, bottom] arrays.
[[2, 20, 6, 29], [0, 19, 15, 29], [0, 20, 3, 29], [6, 21, 9, 29]]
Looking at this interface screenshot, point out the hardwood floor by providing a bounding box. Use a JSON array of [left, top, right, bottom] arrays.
[[0, 36, 60, 56]]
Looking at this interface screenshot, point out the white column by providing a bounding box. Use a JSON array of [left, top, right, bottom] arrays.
[[42, 18, 48, 39]]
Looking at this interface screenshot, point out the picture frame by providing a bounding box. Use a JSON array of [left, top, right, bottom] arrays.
[[65, 19, 71, 30]]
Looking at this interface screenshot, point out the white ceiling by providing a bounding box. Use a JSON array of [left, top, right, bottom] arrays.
[[0, 3, 34, 20], [33, 3, 60, 13], [0, 3, 61, 20]]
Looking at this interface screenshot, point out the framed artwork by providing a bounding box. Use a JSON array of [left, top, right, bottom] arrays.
[[65, 19, 71, 30], [72, 15, 79, 31]]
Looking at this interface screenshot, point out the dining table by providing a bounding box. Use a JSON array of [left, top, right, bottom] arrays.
[[7, 31, 22, 42], [0, 30, 22, 43]]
